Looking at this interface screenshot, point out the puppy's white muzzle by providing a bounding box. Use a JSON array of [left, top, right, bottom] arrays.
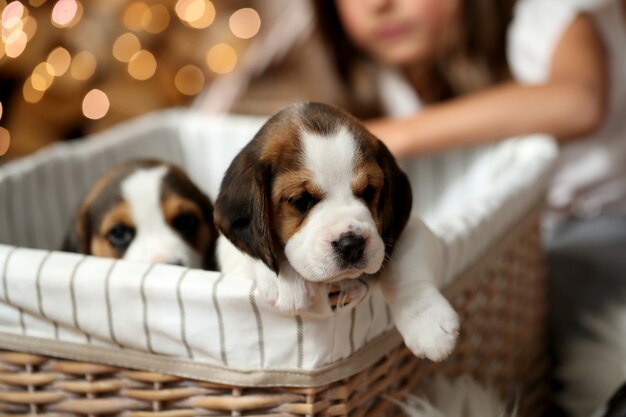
[[284, 203, 385, 282], [124, 232, 201, 268]]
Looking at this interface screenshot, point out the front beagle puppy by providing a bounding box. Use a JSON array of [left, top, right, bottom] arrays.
[[63, 159, 218, 270], [215, 102, 459, 361], [215, 102, 411, 284]]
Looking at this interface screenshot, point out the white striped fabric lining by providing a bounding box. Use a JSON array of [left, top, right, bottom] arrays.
[[0, 109, 558, 372], [0, 245, 394, 370]]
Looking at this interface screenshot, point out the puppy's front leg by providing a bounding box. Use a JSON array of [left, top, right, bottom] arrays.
[[255, 261, 318, 313], [217, 236, 317, 313], [380, 215, 459, 361]]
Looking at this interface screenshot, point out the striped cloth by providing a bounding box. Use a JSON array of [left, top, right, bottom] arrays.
[[0, 109, 557, 382]]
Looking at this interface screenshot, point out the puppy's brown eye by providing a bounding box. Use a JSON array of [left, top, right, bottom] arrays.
[[288, 192, 318, 213], [360, 185, 377, 204], [107, 225, 135, 250], [172, 212, 200, 237]]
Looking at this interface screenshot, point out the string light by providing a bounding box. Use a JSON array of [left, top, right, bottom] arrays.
[[112, 32, 140, 62], [22, 14, 37, 38], [123, 2, 148, 32], [142, 4, 169, 34], [0, 127, 10, 156], [229, 8, 260, 39], [2, 1, 24, 30], [70, 50, 96, 80], [127, 49, 156, 80], [174, 64, 204, 95], [82, 88, 109, 119], [4, 29, 27, 58], [206, 42, 236, 74], [31, 61, 54, 90], [175, 0, 214, 29], [47, 46, 71, 76], [23, 77, 44, 103], [2, 22, 24, 43], [1, 1, 29, 59], [2, 0, 260, 157], [51, 0, 79, 27]]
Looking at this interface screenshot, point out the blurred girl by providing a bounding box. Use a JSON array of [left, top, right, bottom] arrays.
[[315, 0, 626, 221]]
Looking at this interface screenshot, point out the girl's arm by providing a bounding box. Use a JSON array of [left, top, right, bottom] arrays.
[[366, 14, 608, 157]]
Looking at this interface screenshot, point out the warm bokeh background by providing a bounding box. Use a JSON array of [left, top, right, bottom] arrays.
[[0, 0, 270, 160]]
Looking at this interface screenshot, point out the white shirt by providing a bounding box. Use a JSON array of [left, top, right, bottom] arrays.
[[508, 0, 626, 220]]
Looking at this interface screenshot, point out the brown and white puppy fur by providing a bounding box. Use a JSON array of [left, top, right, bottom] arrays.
[[214, 102, 458, 361], [63, 160, 217, 270]]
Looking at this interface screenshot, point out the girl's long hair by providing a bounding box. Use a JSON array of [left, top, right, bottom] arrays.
[[314, 0, 517, 108]]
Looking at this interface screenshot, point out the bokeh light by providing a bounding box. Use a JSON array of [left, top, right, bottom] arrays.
[[4, 29, 27, 58], [2, 21, 24, 43], [31, 61, 55, 91], [23, 77, 44, 103], [70, 50, 97, 80], [22, 15, 37, 38], [47, 46, 71, 76], [51, 0, 79, 27], [128, 49, 156, 80], [112, 32, 140, 63], [229, 8, 260, 39], [206, 42, 237, 74], [142, 4, 169, 34], [2, 1, 24, 30], [82, 89, 109, 120], [1, 0, 258, 159], [175, 0, 214, 29], [0, 127, 10, 156], [123, 2, 148, 32], [174, 64, 204, 95]]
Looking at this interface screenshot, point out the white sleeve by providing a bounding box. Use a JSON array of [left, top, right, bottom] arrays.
[[507, 0, 582, 84]]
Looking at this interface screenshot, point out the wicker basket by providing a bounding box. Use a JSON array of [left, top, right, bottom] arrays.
[[0, 206, 549, 416], [0, 110, 557, 416]]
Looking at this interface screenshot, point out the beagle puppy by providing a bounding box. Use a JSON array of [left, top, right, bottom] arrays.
[[215, 102, 459, 361], [63, 159, 218, 270]]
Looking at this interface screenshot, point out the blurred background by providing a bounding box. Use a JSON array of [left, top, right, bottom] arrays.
[[0, 0, 328, 160]]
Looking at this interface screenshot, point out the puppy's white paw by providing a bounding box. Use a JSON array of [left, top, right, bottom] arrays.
[[400, 296, 459, 362], [255, 272, 315, 313], [274, 279, 315, 313], [256, 276, 279, 307]]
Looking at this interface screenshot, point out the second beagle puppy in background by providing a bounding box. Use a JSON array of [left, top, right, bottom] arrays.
[[63, 159, 218, 270], [215, 102, 459, 361]]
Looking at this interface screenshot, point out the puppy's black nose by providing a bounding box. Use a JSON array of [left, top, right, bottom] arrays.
[[332, 233, 365, 264]]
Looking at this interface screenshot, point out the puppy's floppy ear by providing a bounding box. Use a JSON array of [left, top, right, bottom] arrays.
[[214, 143, 279, 273], [61, 206, 91, 254], [376, 140, 413, 256]]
